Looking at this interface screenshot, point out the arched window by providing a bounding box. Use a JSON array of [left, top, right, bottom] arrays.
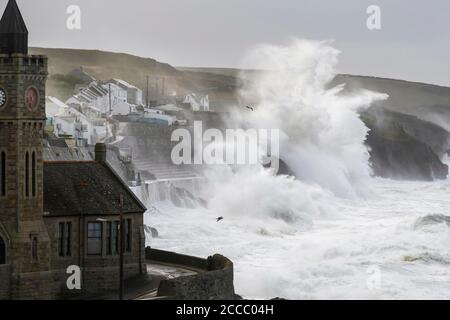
[[31, 151, 36, 197], [0, 151, 5, 197], [25, 152, 29, 197], [0, 236, 5, 265]]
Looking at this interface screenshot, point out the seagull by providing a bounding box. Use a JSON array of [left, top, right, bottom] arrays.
[[216, 217, 224, 222], [245, 106, 254, 111]]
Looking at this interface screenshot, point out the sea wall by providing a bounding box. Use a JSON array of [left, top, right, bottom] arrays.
[[146, 248, 236, 300]]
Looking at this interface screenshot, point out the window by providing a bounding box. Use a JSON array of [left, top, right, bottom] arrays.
[[105, 220, 130, 255], [106, 221, 119, 255], [0, 236, 5, 265], [58, 223, 63, 256], [25, 152, 29, 197], [106, 221, 112, 255], [31, 151, 36, 197], [58, 222, 72, 257], [113, 221, 119, 254], [87, 222, 102, 255], [31, 236, 38, 261], [1, 151, 6, 197], [125, 219, 132, 252]]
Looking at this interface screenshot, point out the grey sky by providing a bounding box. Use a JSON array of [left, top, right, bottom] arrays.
[[5, 0, 450, 86]]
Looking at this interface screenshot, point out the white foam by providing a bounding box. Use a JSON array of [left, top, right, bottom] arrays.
[[135, 39, 450, 299]]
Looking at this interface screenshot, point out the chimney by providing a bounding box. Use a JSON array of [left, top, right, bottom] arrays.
[[136, 172, 142, 186], [95, 143, 107, 163]]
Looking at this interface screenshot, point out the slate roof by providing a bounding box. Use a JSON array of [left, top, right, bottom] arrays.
[[0, 0, 28, 54], [43, 161, 146, 216], [0, 0, 28, 34]]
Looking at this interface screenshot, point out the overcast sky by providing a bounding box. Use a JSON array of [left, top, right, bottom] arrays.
[[5, 0, 450, 86]]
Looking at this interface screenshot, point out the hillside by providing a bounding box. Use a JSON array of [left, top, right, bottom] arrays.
[[32, 48, 450, 123], [30, 47, 241, 107], [332, 74, 450, 132], [33, 48, 450, 180]]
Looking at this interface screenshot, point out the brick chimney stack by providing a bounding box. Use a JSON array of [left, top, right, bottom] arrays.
[[95, 143, 107, 163]]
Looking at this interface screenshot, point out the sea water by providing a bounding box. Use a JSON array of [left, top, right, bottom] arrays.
[[142, 178, 450, 300], [135, 39, 450, 299]]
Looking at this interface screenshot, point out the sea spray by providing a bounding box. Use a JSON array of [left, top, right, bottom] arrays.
[[136, 40, 450, 300], [235, 39, 388, 198], [195, 39, 388, 231]]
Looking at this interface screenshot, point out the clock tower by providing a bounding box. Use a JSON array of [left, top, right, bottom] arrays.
[[0, 0, 53, 299]]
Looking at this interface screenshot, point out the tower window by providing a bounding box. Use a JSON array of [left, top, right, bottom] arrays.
[[0, 235, 5, 264], [31, 151, 36, 197], [31, 236, 38, 261], [25, 152, 29, 197], [1, 151, 6, 197]]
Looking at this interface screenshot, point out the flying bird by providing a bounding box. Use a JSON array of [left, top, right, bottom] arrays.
[[216, 217, 224, 222], [245, 106, 254, 111]]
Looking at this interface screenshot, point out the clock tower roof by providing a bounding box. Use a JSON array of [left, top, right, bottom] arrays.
[[0, 0, 28, 54]]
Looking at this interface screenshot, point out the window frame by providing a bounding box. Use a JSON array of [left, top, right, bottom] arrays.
[[58, 222, 72, 257], [106, 221, 112, 255], [113, 221, 119, 255], [87, 222, 103, 256], [125, 219, 132, 253], [65, 222, 72, 256], [31, 151, 36, 197]]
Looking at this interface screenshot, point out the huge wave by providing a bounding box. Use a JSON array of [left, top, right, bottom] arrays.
[[201, 39, 387, 227], [135, 40, 450, 300]]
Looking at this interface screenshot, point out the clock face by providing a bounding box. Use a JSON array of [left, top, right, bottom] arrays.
[[25, 87, 39, 110], [0, 88, 6, 108]]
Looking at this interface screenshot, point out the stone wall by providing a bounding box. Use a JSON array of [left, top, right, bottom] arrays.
[[0, 264, 11, 299], [146, 248, 236, 300], [0, 55, 55, 299]]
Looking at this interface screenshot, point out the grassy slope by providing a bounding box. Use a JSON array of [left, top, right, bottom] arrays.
[[31, 48, 241, 105], [33, 48, 450, 123], [31, 47, 198, 101]]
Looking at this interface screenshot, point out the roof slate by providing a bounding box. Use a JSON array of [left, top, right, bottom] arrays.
[[43, 161, 146, 216]]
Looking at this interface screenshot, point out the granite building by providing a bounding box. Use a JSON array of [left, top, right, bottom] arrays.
[[0, 0, 146, 299]]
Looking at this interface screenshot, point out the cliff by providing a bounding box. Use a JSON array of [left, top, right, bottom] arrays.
[[362, 108, 449, 180]]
